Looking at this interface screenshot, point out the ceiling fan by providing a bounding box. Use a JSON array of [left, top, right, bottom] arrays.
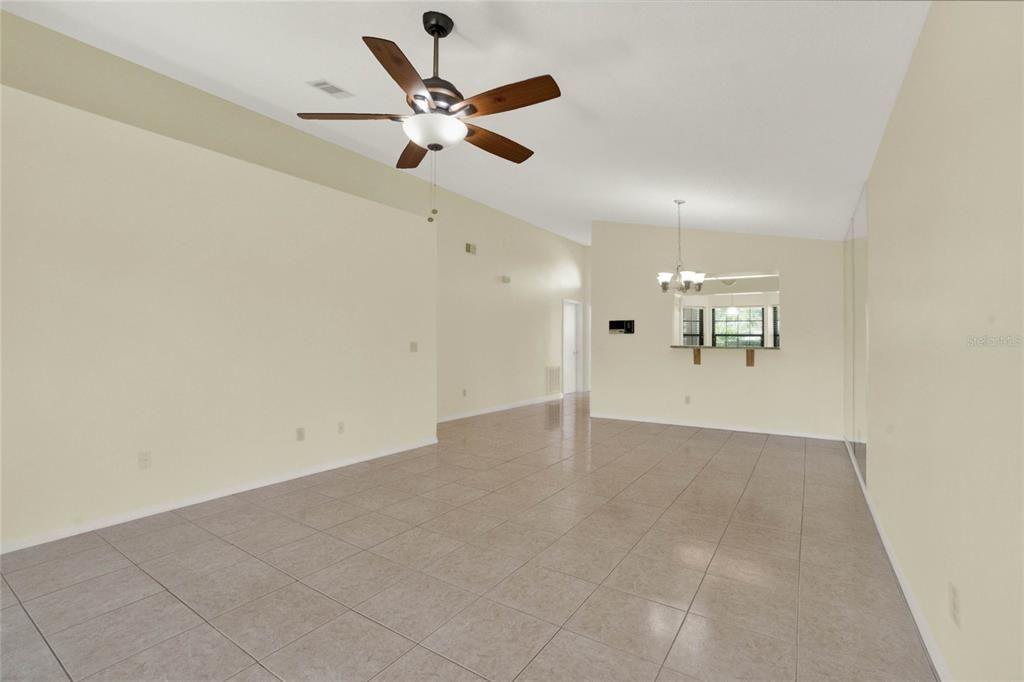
[[297, 11, 560, 169]]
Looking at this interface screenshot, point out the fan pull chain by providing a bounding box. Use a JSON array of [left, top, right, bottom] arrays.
[[427, 153, 439, 223]]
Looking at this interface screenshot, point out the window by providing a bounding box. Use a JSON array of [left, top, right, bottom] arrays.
[[680, 307, 704, 346], [712, 306, 765, 347], [773, 305, 780, 347]]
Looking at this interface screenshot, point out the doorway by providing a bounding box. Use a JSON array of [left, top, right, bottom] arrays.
[[562, 300, 582, 395]]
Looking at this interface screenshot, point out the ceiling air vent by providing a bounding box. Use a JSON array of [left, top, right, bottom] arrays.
[[308, 80, 354, 99]]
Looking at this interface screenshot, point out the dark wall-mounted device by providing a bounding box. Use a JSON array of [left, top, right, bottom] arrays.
[[609, 320, 635, 334]]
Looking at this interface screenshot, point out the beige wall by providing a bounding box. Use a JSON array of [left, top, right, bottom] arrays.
[[591, 221, 844, 438], [864, 2, 1023, 679], [1, 86, 438, 548], [0, 12, 588, 425]]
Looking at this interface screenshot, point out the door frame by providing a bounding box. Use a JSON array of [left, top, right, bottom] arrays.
[[561, 299, 583, 395]]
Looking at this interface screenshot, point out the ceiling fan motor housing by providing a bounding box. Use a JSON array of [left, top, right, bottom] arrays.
[[422, 11, 454, 38]]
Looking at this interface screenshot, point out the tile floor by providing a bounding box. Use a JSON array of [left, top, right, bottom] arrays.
[[0, 394, 935, 681]]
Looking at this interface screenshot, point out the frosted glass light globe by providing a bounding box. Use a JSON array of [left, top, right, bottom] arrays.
[[403, 113, 468, 150]]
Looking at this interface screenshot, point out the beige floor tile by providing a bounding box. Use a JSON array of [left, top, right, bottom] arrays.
[[421, 508, 507, 542], [138, 538, 249, 589], [176, 495, 255, 522], [603, 552, 704, 610], [545, 488, 611, 514], [535, 535, 631, 583], [87, 624, 253, 681], [658, 667, 701, 681], [324, 512, 412, 549], [387, 475, 449, 495], [1, 578, 18, 610], [707, 545, 799, 595], [799, 533, 887, 574], [227, 664, 280, 681], [511, 502, 591, 534], [665, 614, 795, 681], [468, 522, 560, 561], [566, 586, 685, 663], [1, 532, 107, 574], [211, 582, 346, 659], [519, 629, 660, 682], [690, 574, 797, 642], [356, 572, 476, 641], [5, 546, 132, 601], [301, 551, 410, 606], [424, 543, 524, 595], [798, 595, 932, 678], [342, 486, 416, 511], [652, 508, 729, 543], [259, 532, 360, 579], [423, 598, 557, 682], [47, 592, 202, 680], [381, 496, 457, 525], [193, 506, 281, 537], [263, 611, 414, 681], [172, 558, 293, 619], [372, 646, 484, 681], [631, 528, 717, 572], [719, 521, 801, 560], [796, 647, 934, 682], [799, 559, 903, 610], [485, 564, 596, 625], [23, 566, 163, 636], [109, 522, 217, 563], [283, 499, 367, 530], [96, 512, 186, 544], [420, 483, 490, 506], [224, 517, 316, 555], [565, 515, 649, 548], [371, 528, 464, 569], [0, 605, 68, 681], [257, 490, 336, 517]]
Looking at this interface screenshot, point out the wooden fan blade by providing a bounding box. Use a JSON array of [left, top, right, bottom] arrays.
[[363, 37, 434, 109], [452, 75, 560, 118], [297, 113, 404, 121], [464, 124, 534, 163], [397, 141, 428, 169]]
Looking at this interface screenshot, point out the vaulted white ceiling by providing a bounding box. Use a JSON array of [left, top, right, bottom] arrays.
[[7, 1, 928, 244]]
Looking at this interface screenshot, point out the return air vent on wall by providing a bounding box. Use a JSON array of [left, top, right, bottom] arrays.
[[307, 80, 354, 99], [546, 366, 561, 394]]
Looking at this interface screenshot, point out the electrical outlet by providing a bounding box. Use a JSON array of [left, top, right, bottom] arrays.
[[338, 421, 345, 435], [409, 341, 418, 353], [296, 427, 306, 442], [949, 583, 960, 628], [462, 388, 467, 397], [137, 452, 152, 470]]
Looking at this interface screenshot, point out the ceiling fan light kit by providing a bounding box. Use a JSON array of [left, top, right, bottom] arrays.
[[295, 10, 561, 168], [402, 113, 467, 150]]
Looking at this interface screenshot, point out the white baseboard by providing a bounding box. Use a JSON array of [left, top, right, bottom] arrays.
[[439, 393, 564, 423], [843, 442, 950, 682], [587, 411, 843, 441], [1, 435, 438, 554]]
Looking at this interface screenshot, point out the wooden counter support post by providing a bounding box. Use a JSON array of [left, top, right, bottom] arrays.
[[693, 348, 701, 365], [745, 349, 755, 367]]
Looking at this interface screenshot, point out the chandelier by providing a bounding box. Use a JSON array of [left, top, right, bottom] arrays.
[[657, 200, 705, 297]]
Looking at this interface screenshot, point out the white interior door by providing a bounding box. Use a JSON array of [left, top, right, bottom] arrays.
[[563, 301, 578, 394]]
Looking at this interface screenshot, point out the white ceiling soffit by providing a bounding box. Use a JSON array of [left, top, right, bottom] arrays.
[[6, 1, 928, 244]]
